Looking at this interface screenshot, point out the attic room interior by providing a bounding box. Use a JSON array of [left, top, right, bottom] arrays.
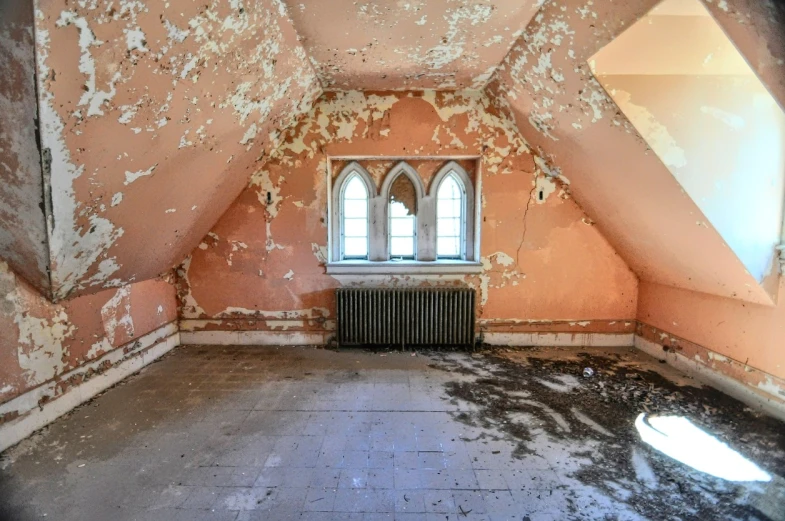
[[1, 0, 785, 519]]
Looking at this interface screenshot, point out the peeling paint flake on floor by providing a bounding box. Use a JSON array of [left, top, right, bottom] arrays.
[[1, 345, 783, 521]]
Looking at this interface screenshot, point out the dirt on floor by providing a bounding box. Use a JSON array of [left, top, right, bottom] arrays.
[[428, 345, 785, 521]]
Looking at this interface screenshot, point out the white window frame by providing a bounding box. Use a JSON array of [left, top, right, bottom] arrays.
[[331, 162, 375, 262], [381, 162, 425, 261], [432, 162, 475, 261], [327, 158, 482, 275]]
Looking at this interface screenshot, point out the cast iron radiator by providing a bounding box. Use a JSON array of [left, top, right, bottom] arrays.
[[336, 287, 476, 349]]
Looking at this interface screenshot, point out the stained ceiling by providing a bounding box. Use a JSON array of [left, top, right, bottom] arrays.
[[283, 0, 544, 90]]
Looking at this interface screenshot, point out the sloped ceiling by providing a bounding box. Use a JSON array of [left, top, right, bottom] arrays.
[[2, 0, 783, 304], [283, 0, 543, 90], [33, 0, 323, 300], [488, 0, 785, 304]]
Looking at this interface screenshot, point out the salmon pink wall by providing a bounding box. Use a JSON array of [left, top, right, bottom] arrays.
[[177, 90, 638, 338], [637, 280, 785, 382], [0, 260, 176, 423], [488, 0, 785, 306]]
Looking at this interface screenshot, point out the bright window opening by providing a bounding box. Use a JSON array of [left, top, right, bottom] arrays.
[[328, 160, 480, 273], [389, 174, 416, 259], [590, 0, 785, 283], [342, 175, 369, 259], [437, 173, 465, 259]]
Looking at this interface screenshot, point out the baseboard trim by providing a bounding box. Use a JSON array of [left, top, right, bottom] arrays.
[[633, 333, 785, 423], [180, 329, 635, 348], [180, 330, 331, 346], [481, 332, 634, 347], [0, 322, 180, 454]]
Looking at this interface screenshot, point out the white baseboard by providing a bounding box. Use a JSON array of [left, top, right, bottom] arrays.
[[0, 322, 179, 454], [481, 331, 634, 347], [634, 334, 785, 423], [180, 329, 330, 346]]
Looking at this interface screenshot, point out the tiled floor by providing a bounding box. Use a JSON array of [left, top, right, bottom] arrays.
[[1, 345, 784, 521]]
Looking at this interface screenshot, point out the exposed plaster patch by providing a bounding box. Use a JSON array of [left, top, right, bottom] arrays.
[[163, 19, 189, 43], [124, 164, 157, 185], [37, 23, 124, 298], [125, 27, 147, 51], [100, 286, 135, 346], [535, 176, 557, 204], [311, 243, 328, 264], [490, 252, 516, 267], [110, 193, 123, 207], [0, 262, 75, 386], [55, 12, 120, 117], [176, 256, 207, 318], [265, 320, 305, 331], [218, 307, 330, 319]]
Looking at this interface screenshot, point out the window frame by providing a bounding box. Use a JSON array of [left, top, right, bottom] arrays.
[[340, 174, 371, 260], [380, 162, 426, 261], [330, 162, 376, 262], [435, 173, 467, 260], [327, 159, 482, 275], [430, 161, 475, 262]]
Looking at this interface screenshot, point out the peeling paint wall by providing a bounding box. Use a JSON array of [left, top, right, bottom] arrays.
[[0, 260, 176, 424], [283, 0, 543, 91], [637, 279, 785, 383], [177, 90, 637, 336], [0, 1, 51, 294], [488, 0, 785, 305], [34, 0, 323, 300]]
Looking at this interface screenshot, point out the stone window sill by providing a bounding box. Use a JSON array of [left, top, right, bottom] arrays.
[[326, 260, 484, 275]]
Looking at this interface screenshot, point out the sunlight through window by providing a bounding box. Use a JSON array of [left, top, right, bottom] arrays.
[[635, 413, 771, 482], [342, 174, 369, 259]]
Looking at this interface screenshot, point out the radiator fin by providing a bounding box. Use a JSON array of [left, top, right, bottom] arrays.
[[336, 288, 476, 349]]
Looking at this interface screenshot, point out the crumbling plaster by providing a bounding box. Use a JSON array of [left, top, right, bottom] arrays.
[[0, 259, 176, 424], [176, 90, 638, 336], [283, 0, 545, 91], [33, 0, 323, 301], [487, 0, 785, 305], [0, 2, 50, 294], [479, 0, 785, 396], [2, 0, 783, 431]]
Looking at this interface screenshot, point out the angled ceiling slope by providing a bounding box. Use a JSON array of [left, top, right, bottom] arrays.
[[3, 0, 323, 301], [283, 0, 543, 91], [488, 0, 785, 305], [591, 0, 785, 289]]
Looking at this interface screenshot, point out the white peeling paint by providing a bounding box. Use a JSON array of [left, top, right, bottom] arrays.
[[124, 164, 157, 185], [100, 285, 135, 346]]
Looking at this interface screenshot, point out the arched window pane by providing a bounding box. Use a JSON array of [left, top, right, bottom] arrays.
[[342, 175, 368, 259], [389, 175, 416, 259], [437, 174, 464, 258], [344, 176, 367, 199]]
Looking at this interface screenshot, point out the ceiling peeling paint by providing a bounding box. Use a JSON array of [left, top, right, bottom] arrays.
[[31, 0, 323, 300], [283, 0, 543, 90]]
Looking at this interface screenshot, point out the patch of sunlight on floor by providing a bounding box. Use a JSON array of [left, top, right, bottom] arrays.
[[635, 413, 772, 482]]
